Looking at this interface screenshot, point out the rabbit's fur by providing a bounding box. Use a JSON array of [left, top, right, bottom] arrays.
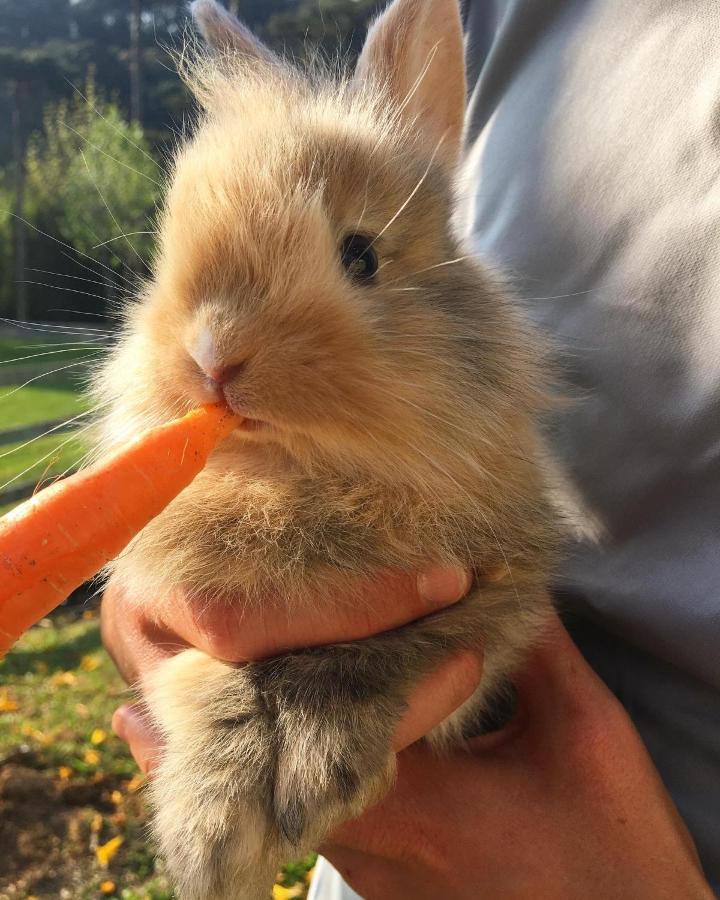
[[96, 0, 560, 897]]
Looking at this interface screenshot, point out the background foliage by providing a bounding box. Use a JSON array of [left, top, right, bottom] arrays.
[[0, 0, 383, 320]]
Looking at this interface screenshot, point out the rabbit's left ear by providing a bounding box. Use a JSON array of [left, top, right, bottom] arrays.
[[190, 0, 278, 65], [355, 0, 466, 169]]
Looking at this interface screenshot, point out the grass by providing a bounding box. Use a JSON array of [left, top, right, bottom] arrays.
[[0, 382, 90, 431], [0, 432, 89, 488], [0, 611, 316, 899]]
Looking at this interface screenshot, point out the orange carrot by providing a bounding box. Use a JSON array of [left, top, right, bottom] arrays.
[[0, 404, 239, 657]]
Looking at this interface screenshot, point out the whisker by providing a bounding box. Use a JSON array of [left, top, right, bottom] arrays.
[[17, 280, 111, 304], [0, 410, 93, 462], [0, 361, 93, 401], [61, 121, 163, 187], [92, 232, 156, 250], [0, 317, 111, 338], [520, 290, 593, 302], [10, 215, 137, 290], [383, 255, 470, 287], [27, 268, 105, 288], [79, 150, 152, 275], [0, 347, 105, 366], [0, 421, 98, 494], [48, 308, 119, 321], [59, 249, 136, 293], [68, 81, 162, 171], [367, 131, 446, 251]]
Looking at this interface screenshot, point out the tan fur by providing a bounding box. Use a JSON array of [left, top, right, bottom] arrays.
[[94, 2, 560, 897]]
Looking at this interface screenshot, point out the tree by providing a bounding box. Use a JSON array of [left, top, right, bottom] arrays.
[[0, 47, 72, 319], [25, 76, 159, 309], [129, 0, 142, 123]]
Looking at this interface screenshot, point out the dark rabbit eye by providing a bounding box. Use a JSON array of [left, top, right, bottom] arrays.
[[340, 234, 378, 282]]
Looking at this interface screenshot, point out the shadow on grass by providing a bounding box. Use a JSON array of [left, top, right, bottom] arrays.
[[1, 620, 103, 677]]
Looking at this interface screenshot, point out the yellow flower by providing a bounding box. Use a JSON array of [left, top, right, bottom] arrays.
[[84, 749, 100, 765], [100, 879, 116, 893], [58, 766, 73, 781], [110, 790, 123, 806], [126, 774, 145, 793], [51, 671, 77, 687], [82, 609, 97, 620], [96, 835, 124, 868], [0, 691, 19, 713], [91, 728, 107, 745], [272, 886, 303, 900], [81, 654, 100, 671]]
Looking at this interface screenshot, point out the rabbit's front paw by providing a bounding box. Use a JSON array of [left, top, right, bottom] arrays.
[[145, 649, 397, 900]]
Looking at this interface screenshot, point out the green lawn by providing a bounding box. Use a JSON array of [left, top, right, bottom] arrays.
[[0, 382, 90, 430]]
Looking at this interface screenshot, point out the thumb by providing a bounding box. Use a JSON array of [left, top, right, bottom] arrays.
[[112, 703, 163, 775]]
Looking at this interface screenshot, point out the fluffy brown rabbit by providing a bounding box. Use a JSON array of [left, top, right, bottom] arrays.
[[95, 0, 561, 896]]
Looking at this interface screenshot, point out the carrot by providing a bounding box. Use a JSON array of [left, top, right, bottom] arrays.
[[0, 404, 239, 658]]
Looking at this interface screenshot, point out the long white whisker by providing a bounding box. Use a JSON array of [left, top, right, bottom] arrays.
[[93, 232, 156, 250], [368, 132, 446, 250], [10, 216, 136, 289], [0, 347, 105, 366], [0, 421, 97, 494], [0, 411, 93, 462], [17, 280, 111, 304], [68, 81, 161, 170], [27, 267, 105, 288], [0, 361, 92, 401], [80, 150, 152, 275], [0, 317, 110, 337], [62, 121, 162, 187]]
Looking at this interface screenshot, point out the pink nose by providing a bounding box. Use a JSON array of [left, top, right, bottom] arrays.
[[205, 361, 246, 389]]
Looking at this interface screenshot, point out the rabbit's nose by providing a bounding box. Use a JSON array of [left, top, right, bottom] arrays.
[[206, 361, 246, 388], [189, 329, 246, 392]]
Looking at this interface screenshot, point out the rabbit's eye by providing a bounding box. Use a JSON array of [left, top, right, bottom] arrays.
[[340, 234, 378, 282]]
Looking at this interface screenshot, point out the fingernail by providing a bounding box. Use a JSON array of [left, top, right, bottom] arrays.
[[112, 705, 153, 775], [417, 567, 471, 606], [111, 705, 131, 743]]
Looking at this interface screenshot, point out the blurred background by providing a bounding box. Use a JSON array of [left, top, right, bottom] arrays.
[[0, 2, 381, 898]]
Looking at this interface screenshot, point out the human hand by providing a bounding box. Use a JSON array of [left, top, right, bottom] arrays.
[[320, 617, 712, 899], [101, 566, 480, 772]]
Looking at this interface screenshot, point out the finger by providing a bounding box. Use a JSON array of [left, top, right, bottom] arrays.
[[154, 566, 473, 663], [101, 579, 186, 685], [392, 651, 483, 751], [111, 703, 163, 775]]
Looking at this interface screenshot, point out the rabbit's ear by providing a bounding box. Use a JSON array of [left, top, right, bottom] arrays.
[[355, 0, 466, 169], [190, 0, 278, 64]]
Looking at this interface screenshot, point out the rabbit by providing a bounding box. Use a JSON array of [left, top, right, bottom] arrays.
[[94, 0, 562, 896]]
